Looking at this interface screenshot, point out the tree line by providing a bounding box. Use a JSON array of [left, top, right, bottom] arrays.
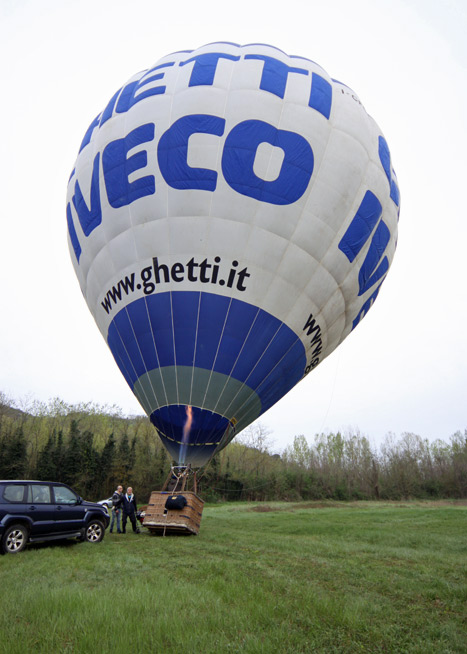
[[0, 393, 465, 503]]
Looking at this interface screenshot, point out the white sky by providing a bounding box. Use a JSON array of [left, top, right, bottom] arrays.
[[0, 0, 466, 452]]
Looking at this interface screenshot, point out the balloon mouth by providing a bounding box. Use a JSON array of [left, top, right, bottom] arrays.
[[150, 405, 233, 467]]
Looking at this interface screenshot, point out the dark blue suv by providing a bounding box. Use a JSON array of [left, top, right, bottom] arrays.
[[0, 480, 110, 554]]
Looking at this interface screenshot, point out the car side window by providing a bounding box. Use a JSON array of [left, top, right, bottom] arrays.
[[28, 485, 51, 504], [3, 484, 26, 502], [53, 485, 77, 505]]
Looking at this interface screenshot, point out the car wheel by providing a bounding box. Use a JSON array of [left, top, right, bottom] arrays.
[[2, 524, 28, 554], [84, 520, 105, 543]]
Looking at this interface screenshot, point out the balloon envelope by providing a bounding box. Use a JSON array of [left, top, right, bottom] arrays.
[[67, 43, 400, 466]]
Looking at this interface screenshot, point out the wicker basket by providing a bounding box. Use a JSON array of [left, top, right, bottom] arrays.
[[143, 491, 204, 535]]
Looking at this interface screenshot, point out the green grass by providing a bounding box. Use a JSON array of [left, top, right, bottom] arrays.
[[0, 500, 466, 653]]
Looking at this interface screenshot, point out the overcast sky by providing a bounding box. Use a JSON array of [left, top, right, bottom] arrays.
[[1, 0, 466, 452]]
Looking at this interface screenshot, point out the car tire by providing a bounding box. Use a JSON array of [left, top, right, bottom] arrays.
[[84, 519, 105, 543], [2, 524, 28, 554]]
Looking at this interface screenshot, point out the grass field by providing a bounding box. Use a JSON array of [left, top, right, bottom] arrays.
[[0, 500, 466, 653]]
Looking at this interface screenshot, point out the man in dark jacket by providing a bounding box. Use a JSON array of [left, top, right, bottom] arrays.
[[110, 485, 123, 533], [122, 486, 140, 534]]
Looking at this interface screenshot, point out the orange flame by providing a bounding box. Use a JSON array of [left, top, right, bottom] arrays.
[[179, 405, 193, 465], [182, 405, 193, 443]]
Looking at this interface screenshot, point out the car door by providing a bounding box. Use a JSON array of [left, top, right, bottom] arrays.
[[52, 485, 85, 532], [27, 484, 56, 535]]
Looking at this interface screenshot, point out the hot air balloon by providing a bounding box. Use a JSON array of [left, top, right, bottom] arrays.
[[66, 42, 400, 469]]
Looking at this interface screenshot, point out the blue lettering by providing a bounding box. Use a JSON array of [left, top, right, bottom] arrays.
[[222, 119, 314, 205], [103, 123, 156, 208], [158, 114, 225, 190], [309, 73, 332, 119], [72, 152, 102, 236], [67, 202, 81, 262], [180, 52, 240, 86], [78, 114, 100, 154], [338, 191, 382, 262], [77, 51, 334, 154], [244, 54, 307, 98], [339, 190, 391, 324], [378, 136, 400, 209], [99, 87, 122, 127], [352, 283, 382, 330], [116, 63, 174, 114], [357, 220, 390, 296]]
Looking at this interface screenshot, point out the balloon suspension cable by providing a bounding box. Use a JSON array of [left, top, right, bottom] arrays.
[[163, 464, 198, 493]]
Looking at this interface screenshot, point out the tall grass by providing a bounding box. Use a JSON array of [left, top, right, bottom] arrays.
[[0, 501, 466, 653]]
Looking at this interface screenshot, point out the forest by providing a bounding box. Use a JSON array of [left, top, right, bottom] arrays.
[[0, 392, 465, 503]]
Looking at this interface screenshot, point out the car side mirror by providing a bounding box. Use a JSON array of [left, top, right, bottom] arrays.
[[76, 496, 83, 505]]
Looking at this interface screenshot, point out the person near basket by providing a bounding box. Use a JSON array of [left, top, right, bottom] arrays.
[[110, 484, 123, 533], [121, 486, 140, 534]]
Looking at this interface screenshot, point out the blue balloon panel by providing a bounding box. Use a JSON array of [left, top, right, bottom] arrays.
[[106, 291, 306, 465], [151, 405, 230, 466]]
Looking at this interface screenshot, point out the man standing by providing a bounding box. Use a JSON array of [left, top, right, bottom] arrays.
[[109, 485, 123, 533], [122, 486, 140, 534]]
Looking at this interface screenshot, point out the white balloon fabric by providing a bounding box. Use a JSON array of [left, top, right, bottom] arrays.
[[67, 42, 400, 467]]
